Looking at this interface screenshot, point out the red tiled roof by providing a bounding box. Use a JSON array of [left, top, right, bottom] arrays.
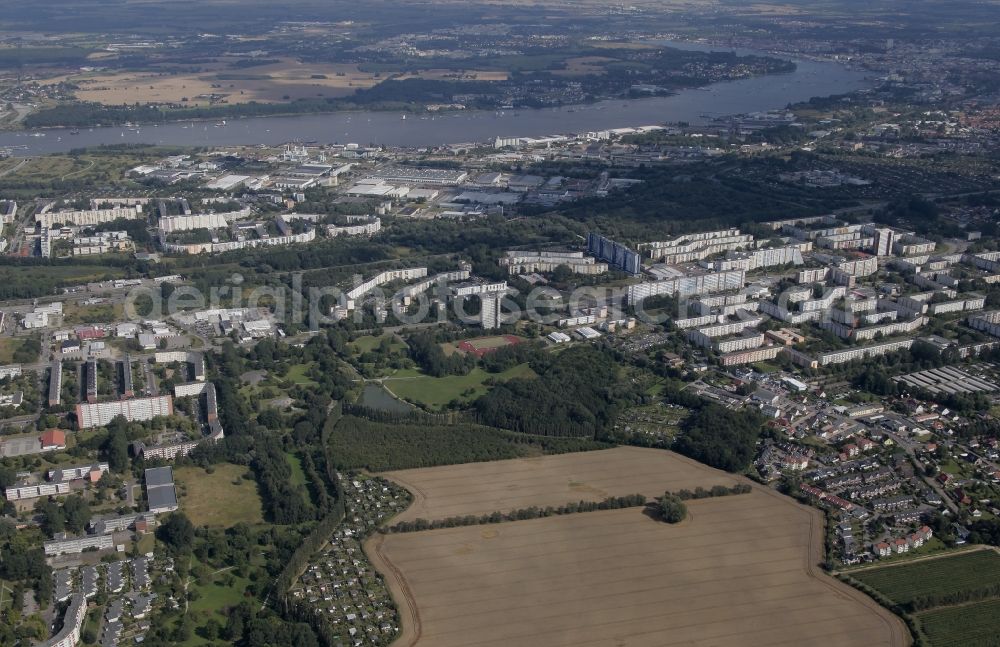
[[40, 429, 66, 448]]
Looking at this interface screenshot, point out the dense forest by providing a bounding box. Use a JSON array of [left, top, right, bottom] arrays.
[[328, 413, 609, 471], [672, 404, 765, 473], [474, 345, 637, 437]]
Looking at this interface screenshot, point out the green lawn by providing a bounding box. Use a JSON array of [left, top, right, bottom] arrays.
[[284, 452, 316, 510], [0, 580, 14, 613], [938, 458, 967, 476], [174, 464, 264, 527], [385, 363, 535, 410], [177, 566, 252, 646], [0, 337, 39, 364], [349, 333, 406, 355], [284, 362, 317, 386], [134, 533, 155, 556]]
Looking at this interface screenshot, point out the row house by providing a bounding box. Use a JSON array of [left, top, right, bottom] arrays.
[[849, 481, 901, 501], [825, 473, 864, 489], [872, 495, 913, 512]]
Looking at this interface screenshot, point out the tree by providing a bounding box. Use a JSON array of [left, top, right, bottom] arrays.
[[157, 513, 195, 553], [659, 492, 687, 523], [103, 416, 130, 472]]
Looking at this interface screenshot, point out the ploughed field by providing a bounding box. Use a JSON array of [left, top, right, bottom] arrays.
[[383, 446, 742, 522], [368, 448, 907, 647]]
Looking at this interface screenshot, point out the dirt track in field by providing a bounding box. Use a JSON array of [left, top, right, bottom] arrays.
[[367, 448, 910, 647]]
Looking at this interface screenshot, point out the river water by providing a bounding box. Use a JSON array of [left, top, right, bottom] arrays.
[[0, 42, 869, 155]]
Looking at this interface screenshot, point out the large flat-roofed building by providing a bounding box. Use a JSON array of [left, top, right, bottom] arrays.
[[85, 359, 98, 403], [48, 360, 62, 407], [627, 270, 745, 304], [36, 205, 144, 229], [159, 212, 234, 233], [641, 229, 754, 264], [5, 481, 72, 501], [719, 345, 783, 366], [145, 466, 179, 514], [75, 395, 173, 429], [588, 233, 641, 276], [816, 338, 916, 366], [327, 216, 381, 238], [0, 364, 21, 379], [499, 250, 608, 275], [968, 311, 1000, 337], [136, 439, 199, 461], [44, 534, 114, 556], [47, 462, 109, 483], [364, 167, 468, 186]]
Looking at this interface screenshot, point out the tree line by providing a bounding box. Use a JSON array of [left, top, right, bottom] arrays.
[[384, 494, 648, 533]]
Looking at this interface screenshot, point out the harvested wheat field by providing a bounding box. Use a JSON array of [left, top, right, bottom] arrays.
[[61, 59, 380, 106], [383, 446, 742, 523], [369, 448, 909, 647]]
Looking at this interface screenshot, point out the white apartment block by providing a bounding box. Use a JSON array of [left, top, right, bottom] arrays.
[[500, 251, 608, 275], [47, 462, 109, 482], [5, 481, 71, 501], [816, 339, 916, 366], [821, 316, 926, 341], [720, 345, 783, 366], [327, 217, 381, 238], [36, 206, 144, 229], [964, 251, 1000, 273], [796, 267, 831, 284], [692, 293, 747, 309], [451, 281, 508, 298], [704, 245, 804, 272], [816, 232, 873, 250], [642, 230, 754, 264], [928, 296, 986, 315], [76, 395, 174, 430], [558, 314, 598, 328], [757, 302, 821, 325], [344, 267, 428, 303], [836, 257, 879, 278], [968, 311, 1000, 337], [686, 315, 765, 346], [674, 314, 721, 329], [626, 270, 745, 304], [38, 593, 86, 647], [91, 197, 150, 208], [397, 270, 471, 301], [714, 333, 766, 353], [162, 229, 315, 255], [893, 235, 936, 256], [0, 364, 21, 379], [44, 534, 114, 556], [137, 439, 199, 461], [642, 229, 742, 253], [159, 212, 233, 233], [783, 223, 862, 240], [480, 293, 503, 330]]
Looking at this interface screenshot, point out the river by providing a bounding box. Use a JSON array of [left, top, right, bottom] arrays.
[[0, 42, 870, 156]]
